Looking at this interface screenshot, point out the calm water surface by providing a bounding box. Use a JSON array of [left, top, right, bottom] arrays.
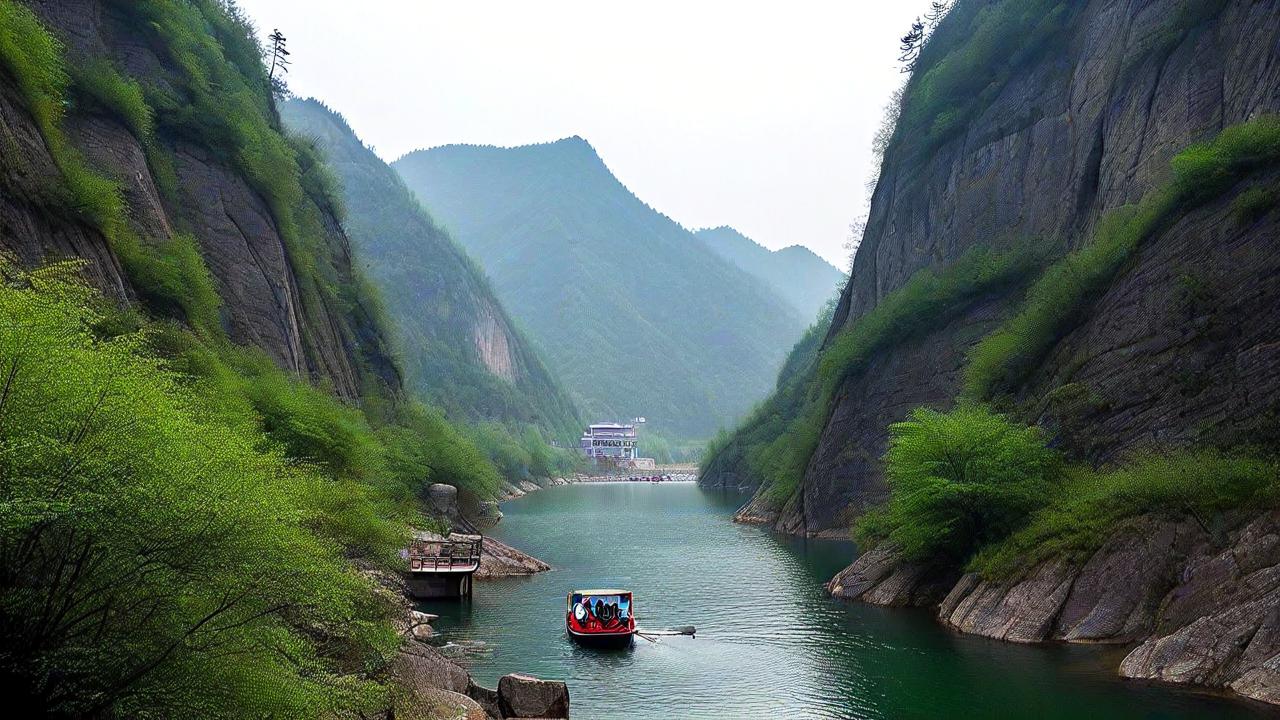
[[427, 483, 1273, 719]]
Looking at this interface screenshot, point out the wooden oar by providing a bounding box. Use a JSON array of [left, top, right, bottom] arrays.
[[635, 625, 696, 640]]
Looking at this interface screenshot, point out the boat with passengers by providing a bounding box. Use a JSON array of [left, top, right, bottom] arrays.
[[566, 589, 636, 648]]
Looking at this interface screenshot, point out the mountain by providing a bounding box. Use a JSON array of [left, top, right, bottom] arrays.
[[393, 138, 806, 438], [280, 98, 579, 437], [695, 226, 845, 320], [700, 0, 1280, 706]]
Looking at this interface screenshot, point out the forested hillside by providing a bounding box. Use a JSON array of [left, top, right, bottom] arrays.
[[701, 0, 1280, 705], [695, 226, 845, 321], [0, 0, 506, 715], [394, 138, 806, 439], [282, 98, 581, 444]]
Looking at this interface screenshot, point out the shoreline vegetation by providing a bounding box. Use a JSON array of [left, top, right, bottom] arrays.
[[0, 2, 575, 717]]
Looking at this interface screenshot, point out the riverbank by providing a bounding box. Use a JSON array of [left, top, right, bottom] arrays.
[[434, 482, 1257, 719], [827, 509, 1280, 708]]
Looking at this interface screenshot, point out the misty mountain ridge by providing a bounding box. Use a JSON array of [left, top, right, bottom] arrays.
[[694, 225, 846, 321], [393, 135, 807, 438]]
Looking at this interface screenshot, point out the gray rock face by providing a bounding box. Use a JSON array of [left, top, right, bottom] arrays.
[[826, 544, 955, 608], [11, 0, 398, 401], [497, 673, 570, 719], [475, 536, 552, 579], [427, 483, 463, 524], [833, 511, 1280, 704], [783, 0, 1280, 536], [1119, 512, 1280, 704]]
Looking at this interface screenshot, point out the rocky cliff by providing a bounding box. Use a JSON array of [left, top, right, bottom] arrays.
[[1, 0, 397, 400], [701, 0, 1280, 705], [713, 0, 1280, 535]]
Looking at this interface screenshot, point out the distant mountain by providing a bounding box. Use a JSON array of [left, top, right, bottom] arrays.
[[281, 99, 580, 437], [695, 226, 845, 321], [393, 137, 806, 438]]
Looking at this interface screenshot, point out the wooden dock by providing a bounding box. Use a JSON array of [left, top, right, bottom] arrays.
[[406, 534, 482, 599]]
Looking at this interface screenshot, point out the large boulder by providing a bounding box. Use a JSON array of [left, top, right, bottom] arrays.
[[497, 673, 570, 719], [426, 483, 462, 524], [394, 639, 472, 695], [827, 544, 956, 607]]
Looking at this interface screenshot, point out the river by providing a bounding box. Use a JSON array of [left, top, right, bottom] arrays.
[[427, 482, 1272, 719]]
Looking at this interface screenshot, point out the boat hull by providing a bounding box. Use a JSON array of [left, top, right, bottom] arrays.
[[567, 627, 634, 649]]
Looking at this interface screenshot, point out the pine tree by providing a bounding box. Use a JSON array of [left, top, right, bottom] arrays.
[[899, 17, 925, 73], [267, 28, 291, 96]]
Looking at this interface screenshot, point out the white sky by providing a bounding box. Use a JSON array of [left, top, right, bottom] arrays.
[[234, 0, 932, 268]]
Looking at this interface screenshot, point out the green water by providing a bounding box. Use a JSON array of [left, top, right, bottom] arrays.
[[427, 483, 1272, 719]]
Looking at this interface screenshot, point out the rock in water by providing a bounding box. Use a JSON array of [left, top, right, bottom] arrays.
[[497, 673, 570, 719]]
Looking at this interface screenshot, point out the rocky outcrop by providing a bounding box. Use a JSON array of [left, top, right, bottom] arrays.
[[475, 536, 552, 579], [8, 0, 398, 401], [1119, 511, 1280, 703], [392, 597, 568, 719], [831, 511, 1280, 705], [496, 674, 570, 719], [772, 0, 1280, 536], [826, 544, 956, 607], [412, 530, 550, 579]]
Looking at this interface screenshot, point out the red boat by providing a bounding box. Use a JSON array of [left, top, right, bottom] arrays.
[[566, 589, 635, 648]]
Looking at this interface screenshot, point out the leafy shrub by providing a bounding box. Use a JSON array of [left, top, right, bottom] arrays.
[[972, 450, 1280, 577], [965, 115, 1280, 399], [1232, 184, 1279, 224], [854, 404, 1059, 564], [0, 262, 396, 717], [113, 231, 223, 336], [70, 57, 154, 142]]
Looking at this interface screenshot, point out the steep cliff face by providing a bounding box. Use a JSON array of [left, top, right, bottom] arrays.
[[789, 0, 1280, 534], [281, 98, 580, 436], [1, 0, 397, 399], [704, 0, 1280, 706]]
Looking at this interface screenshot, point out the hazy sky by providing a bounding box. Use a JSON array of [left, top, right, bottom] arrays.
[[235, 1, 932, 268]]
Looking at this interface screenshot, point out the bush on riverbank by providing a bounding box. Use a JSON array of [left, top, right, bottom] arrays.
[[854, 404, 1059, 563], [855, 404, 1280, 579], [971, 450, 1280, 578]]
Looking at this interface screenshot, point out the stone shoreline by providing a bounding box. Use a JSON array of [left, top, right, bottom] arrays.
[[826, 510, 1280, 707]]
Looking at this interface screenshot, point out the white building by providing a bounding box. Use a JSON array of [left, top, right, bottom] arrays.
[[579, 422, 638, 461]]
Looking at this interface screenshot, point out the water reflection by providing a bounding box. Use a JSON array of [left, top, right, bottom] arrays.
[[425, 483, 1270, 719]]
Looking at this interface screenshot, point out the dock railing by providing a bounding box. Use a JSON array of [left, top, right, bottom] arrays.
[[407, 535, 483, 572]]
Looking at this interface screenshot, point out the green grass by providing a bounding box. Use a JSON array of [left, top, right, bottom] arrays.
[[1232, 184, 1280, 224], [113, 231, 224, 337], [0, 0, 124, 232], [70, 57, 153, 142], [965, 115, 1280, 400], [818, 245, 1040, 398], [971, 450, 1280, 578], [854, 404, 1060, 564]]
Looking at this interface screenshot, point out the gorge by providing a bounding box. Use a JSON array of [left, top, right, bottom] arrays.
[[2, 0, 1279, 717]]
